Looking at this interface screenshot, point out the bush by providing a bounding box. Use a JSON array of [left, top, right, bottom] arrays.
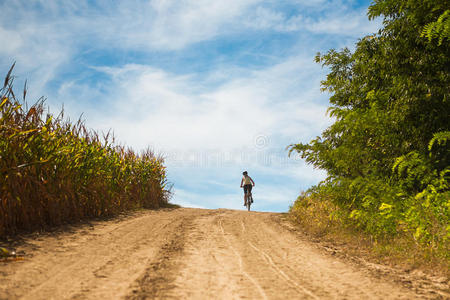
[[289, 0, 449, 264]]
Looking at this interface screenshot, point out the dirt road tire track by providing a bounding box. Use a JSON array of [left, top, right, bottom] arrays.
[[126, 211, 199, 299], [1, 208, 448, 299]]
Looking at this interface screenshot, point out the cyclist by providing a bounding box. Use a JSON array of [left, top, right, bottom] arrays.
[[240, 171, 255, 207]]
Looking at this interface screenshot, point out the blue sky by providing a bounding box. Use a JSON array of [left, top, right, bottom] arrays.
[[0, 0, 380, 212]]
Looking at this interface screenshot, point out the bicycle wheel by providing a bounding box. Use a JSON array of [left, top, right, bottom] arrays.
[[246, 195, 252, 211]]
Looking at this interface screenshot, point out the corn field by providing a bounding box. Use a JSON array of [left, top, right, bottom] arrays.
[[0, 65, 169, 237]]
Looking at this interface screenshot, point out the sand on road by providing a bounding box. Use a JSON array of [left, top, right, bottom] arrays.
[[0, 208, 448, 299]]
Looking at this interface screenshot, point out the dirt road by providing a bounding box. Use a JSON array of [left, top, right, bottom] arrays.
[[1, 208, 448, 299]]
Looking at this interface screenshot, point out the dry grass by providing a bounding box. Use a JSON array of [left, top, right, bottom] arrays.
[[0, 65, 170, 237], [289, 193, 450, 278]]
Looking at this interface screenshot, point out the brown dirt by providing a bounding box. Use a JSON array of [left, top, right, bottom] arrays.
[[1, 208, 448, 299]]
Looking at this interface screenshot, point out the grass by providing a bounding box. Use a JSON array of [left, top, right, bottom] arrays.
[[288, 192, 450, 278], [0, 64, 171, 237]]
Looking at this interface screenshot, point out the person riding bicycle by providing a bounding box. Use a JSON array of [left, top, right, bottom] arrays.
[[240, 171, 255, 207]]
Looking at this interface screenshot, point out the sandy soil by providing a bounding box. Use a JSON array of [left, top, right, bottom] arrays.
[[1, 208, 448, 299]]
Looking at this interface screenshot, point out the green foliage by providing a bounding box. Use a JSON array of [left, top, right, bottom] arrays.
[[421, 10, 450, 45], [0, 66, 170, 237], [289, 0, 449, 256]]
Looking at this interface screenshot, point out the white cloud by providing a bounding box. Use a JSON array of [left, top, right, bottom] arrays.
[[168, 160, 323, 212], [244, 7, 286, 30], [0, 3, 77, 101], [0, 0, 380, 211], [244, 3, 380, 35], [1, 0, 379, 59], [304, 12, 380, 35], [168, 189, 208, 209], [0, 27, 23, 55], [1, 0, 381, 100], [48, 50, 331, 209], [173, 187, 242, 210], [63, 53, 330, 154], [51, 54, 331, 211], [140, 0, 260, 50]]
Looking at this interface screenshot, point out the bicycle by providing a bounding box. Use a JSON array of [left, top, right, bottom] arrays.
[[245, 192, 253, 211]]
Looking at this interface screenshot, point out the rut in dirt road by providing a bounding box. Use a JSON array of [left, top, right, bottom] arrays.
[[1, 208, 448, 299]]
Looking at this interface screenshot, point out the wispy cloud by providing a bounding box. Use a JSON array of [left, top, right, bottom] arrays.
[[0, 0, 378, 211], [57, 54, 331, 153], [60, 57, 332, 211], [1, 1, 379, 95]]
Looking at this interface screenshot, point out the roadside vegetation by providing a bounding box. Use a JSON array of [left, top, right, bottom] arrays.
[[0, 65, 170, 237], [289, 0, 449, 272]]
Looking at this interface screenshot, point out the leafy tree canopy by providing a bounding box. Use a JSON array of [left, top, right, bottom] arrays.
[[289, 0, 449, 246]]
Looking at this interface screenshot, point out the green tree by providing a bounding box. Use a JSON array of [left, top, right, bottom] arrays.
[[289, 0, 449, 248]]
